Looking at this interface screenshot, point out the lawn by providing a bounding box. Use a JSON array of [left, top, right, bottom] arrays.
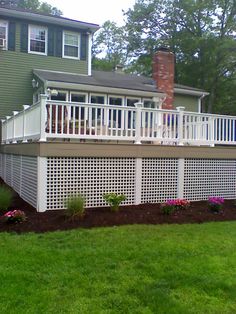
[[1, 222, 236, 313]]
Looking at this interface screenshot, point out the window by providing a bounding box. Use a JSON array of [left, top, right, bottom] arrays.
[[126, 98, 140, 107], [71, 93, 87, 103], [70, 93, 87, 120], [29, 25, 47, 55], [0, 20, 8, 50], [109, 96, 124, 128], [63, 32, 80, 59], [50, 91, 68, 101], [143, 99, 155, 108]]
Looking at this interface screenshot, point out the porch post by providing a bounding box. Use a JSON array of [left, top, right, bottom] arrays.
[[1, 120, 5, 144], [5, 116, 11, 144], [178, 158, 185, 198], [12, 111, 19, 143], [22, 105, 30, 143], [176, 106, 185, 146], [135, 158, 142, 204], [39, 94, 47, 142], [37, 157, 47, 212], [135, 102, 143, 144]]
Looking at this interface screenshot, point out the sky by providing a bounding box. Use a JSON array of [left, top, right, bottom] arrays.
[[46, 0, 136, 26]]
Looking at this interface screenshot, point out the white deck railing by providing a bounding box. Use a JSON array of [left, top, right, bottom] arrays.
[[2, 95, 236, 146]]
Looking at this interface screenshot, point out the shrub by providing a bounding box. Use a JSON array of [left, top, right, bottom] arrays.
[[4, 210, 26, 223], [103, 193, 126, 212], [65, 195, 85, 219], [160, 203, 175, 215], [0, 186, 13, 210], [161, 199, 190, 215], [208, 196, 224, 213]]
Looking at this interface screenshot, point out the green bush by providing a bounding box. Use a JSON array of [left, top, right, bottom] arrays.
[[0, 186, 13, 210], [65, 195, 85, 219], [160, 204, 175, 215], [103, 193, 126, 212]]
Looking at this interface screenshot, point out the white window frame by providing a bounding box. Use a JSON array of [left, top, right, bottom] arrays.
[[49, 90, 69, 101], [70, 92, 88, 103], [126, 97, 141, 107], [28, 24, 48, 55], [0, 20, 8, 50], [63, 31, 80, 60], [108, 95, 124, 106], [89, 94, 107, 104]]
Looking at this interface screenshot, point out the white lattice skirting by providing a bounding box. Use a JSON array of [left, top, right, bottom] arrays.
[[1, 154, 236, 212]]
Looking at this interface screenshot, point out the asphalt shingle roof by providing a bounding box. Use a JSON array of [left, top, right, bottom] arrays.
[[33, 69, 208, 95]]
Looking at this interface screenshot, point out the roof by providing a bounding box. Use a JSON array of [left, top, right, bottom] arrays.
[[33, 69, 162, 94], [0, 6, 99, 33], [33, 69, 208, 97]]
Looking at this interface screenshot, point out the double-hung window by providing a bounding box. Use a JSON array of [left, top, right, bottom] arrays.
[[28, 25, 47, 55], [63, 32, 80, 59], [0, 20, 8, 50]]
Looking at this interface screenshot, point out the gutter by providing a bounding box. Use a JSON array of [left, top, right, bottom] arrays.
[[46, 81, 164, 98], [174, 87, 209, 97]]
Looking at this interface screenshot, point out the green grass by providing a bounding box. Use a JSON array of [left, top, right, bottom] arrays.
[[1, 222, 236, 313]]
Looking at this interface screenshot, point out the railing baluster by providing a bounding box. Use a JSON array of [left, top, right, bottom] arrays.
[[3, 100, 236, 146]]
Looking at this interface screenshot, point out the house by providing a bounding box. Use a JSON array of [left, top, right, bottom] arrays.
[[0, 6, 208, 119], [1, 6, 236, 212]]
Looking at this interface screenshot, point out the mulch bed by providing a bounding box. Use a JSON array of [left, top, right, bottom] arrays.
[[0, 179, 236, 233]]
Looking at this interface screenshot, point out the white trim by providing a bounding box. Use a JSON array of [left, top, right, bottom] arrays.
[[1, 7, 99, 33], [0, 20, 8, 50], [47, 81, 162, 98], [126, 96, 141, 107], [49, 90, 69, 101], [88, 33, 92, 75], [28, 24, 48, 56], [174, 87, 209, 97], [37, 157, 47, 212], [108, 95, 124, 106], [89, 93, 106, 104], [70, 91, 88, 102], [62, 31, 80, 60]]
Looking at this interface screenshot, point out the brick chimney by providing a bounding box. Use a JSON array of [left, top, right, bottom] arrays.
[[152, 48, 175, 109]]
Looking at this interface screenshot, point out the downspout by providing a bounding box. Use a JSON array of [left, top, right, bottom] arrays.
[[198, 94, 207, 113]]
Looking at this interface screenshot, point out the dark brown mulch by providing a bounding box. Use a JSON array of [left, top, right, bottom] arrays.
[[0, 179, 236, 233]]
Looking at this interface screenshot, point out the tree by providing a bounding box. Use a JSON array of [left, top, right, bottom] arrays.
[[124, 0, 236, 113], [92, 20, 129, 71], [0, 0, 62, 15]]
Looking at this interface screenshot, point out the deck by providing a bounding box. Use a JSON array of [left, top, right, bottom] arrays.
[[2, 94, 236, 146]]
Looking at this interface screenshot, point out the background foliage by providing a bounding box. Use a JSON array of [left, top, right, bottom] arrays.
[[93, 0, 236, 114]]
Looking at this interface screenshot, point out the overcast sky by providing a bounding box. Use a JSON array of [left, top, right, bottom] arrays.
[[46, 0, 136, 26]]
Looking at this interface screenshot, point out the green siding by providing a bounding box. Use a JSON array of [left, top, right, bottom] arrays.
[[0, 21, 88, 118], [174, 94, 199, 112]]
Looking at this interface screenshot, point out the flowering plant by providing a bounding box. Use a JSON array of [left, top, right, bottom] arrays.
[[208, 197, 224, 212], [3, 210, 26, 223], [161, 199, 190, 214]]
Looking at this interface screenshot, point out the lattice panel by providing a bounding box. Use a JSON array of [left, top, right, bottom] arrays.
[[0, 154, 1, 176], [46, 157, 136, 210], [12, 155, 22, 195], [1, 154, 6, 181], [5, 155, 13, 186], [21, 156, 38, 208], [141, 158, 179, 203], [183, 159, 236, 201]]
